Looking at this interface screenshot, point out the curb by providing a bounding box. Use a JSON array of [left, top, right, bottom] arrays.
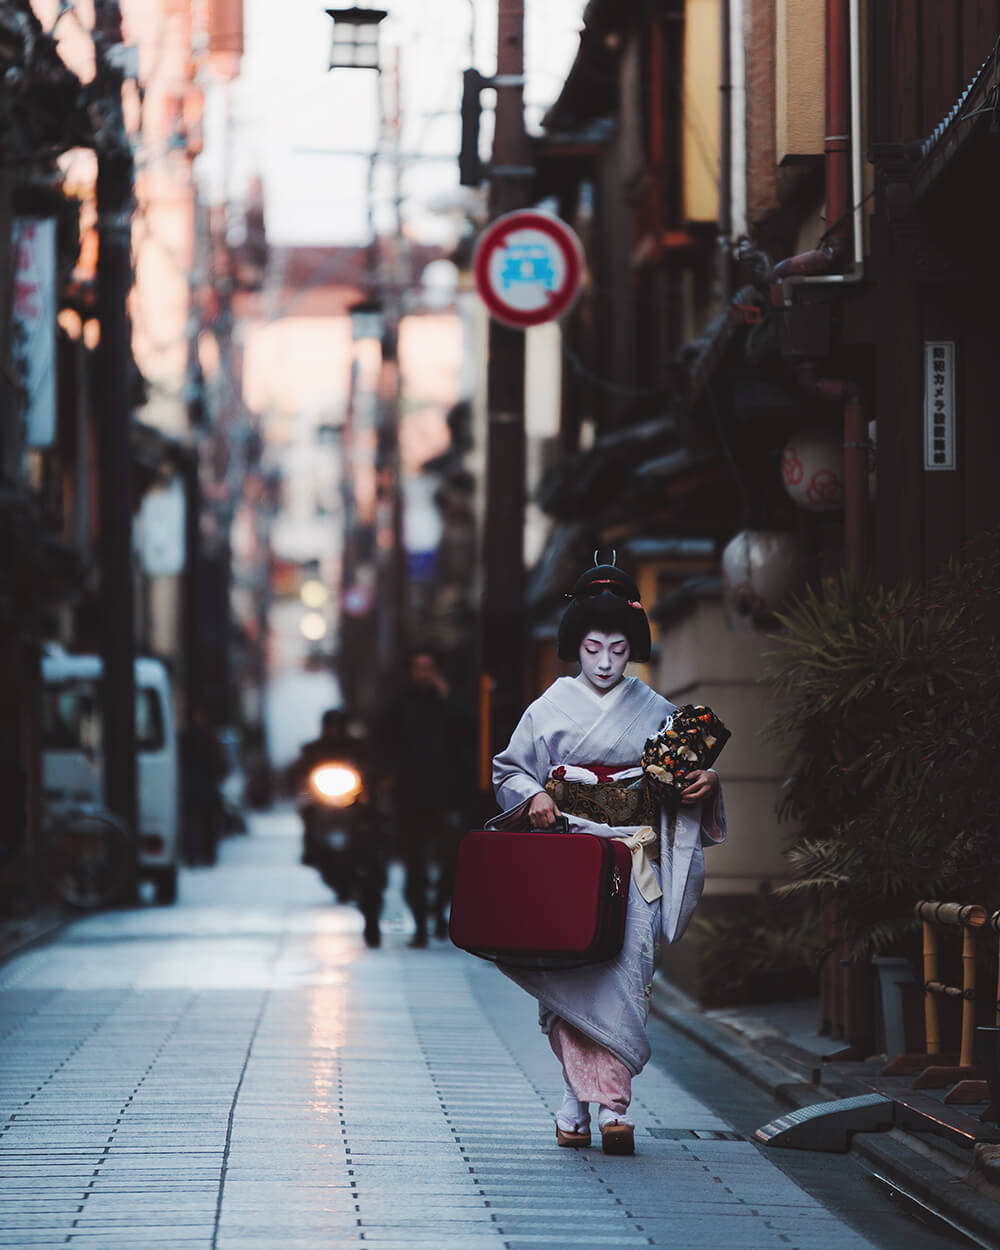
[[650, 976, 1000, 1249], [0, 905, 72, 966]]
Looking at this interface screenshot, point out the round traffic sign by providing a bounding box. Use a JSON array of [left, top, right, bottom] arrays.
[[474, 210, 585, 329]]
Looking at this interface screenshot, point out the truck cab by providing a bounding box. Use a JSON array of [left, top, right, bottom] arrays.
[[41, 650, 180, 904]]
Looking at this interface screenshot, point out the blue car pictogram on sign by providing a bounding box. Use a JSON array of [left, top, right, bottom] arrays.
[[500, 244, 556, 291]]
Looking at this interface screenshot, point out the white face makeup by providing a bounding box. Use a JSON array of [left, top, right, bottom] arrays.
[[578, 630, 631, 694]]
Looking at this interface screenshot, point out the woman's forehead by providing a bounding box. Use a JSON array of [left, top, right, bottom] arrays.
[[582, 630, 628, 645]]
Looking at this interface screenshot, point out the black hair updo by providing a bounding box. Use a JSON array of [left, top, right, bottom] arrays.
[[556, 563, 651, 663]]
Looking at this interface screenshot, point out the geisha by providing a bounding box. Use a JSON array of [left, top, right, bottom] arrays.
[[491, 562, 726, 1155]]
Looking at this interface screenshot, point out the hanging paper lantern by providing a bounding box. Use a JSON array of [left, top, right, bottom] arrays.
[[781, 428, 844, 512], [721, 530, 806, 621]]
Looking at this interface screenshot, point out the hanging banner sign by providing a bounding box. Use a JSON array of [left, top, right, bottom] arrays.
[[474, 210, 585, 329], [13, 217, 57, 448]]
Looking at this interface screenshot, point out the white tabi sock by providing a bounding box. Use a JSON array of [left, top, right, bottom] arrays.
[[556, 1082, 590, 1132], [597, 1105, 634, 1130]]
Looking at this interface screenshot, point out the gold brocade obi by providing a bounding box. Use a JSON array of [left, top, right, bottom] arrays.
[[543, 774, 659, 828], [543, 772, 663, 904]]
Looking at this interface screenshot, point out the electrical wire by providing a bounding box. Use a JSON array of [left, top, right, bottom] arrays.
[[561, 337, 667, 400]]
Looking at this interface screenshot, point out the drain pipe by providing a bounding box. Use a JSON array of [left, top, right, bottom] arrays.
[[773, 0, 864, 305], [776, 0, 871, 576]]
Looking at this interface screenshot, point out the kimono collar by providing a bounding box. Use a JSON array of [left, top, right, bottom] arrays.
[[572, 672, 633, 709]]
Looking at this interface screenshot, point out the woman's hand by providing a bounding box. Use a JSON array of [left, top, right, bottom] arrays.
[[528, 791, 561, 829], [680, 769, 718, 806]]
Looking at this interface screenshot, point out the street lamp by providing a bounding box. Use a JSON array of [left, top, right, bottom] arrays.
[[325, 7, 387, 71], [326, 5, 403, 726]]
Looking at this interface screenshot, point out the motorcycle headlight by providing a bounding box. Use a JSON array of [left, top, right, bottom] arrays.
[[309, 763, 363, 807]]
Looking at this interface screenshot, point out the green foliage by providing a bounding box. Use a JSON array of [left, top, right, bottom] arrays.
[[763, 533, 1000, 958], [692, 890, 821, 1005]]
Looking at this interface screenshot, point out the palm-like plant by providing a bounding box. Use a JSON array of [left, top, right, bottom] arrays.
[[763, 534, 1000, 958]]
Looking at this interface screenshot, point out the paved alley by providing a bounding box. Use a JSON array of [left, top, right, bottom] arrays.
[[0, 813, 970, 1250]]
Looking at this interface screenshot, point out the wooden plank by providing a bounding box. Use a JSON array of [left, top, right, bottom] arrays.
[[873, 214, 924, 583], [882, 1051, 959, 1076], [889, 0, 922, 140], [959, 297, 1000, 543], [867, 0, 890, 145], [921, 0, 963, 132], [945, 1079, 991, 1104], [959, 0, 999, 83], [913, 1064, 986, 1089]]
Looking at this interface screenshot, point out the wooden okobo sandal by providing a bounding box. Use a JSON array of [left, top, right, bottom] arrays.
[[556, 1123, 592, 1148], [600, 1121, 635, 1155]]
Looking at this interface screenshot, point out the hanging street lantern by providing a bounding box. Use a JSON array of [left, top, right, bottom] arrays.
[[721, 530, 807, 625], [325, 7, 388, 71], [781, 427, 845, 513]]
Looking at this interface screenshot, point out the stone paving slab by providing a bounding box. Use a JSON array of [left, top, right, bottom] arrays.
[[0, 817, 910, 1250]]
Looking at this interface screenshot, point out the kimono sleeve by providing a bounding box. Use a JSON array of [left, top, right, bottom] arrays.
[[492, 704, 549, 809], [701, 773, 727, 846]]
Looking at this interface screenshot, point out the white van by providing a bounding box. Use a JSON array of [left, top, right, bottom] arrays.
[[41, 650, 180, 904]]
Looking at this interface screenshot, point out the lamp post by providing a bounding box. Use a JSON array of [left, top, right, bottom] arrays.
[[326, 7, 404, 727]]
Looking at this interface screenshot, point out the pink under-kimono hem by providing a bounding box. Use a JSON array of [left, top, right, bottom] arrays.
[[549, 1016, 631, 1115]]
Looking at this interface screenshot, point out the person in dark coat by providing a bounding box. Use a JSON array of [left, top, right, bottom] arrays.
[[378, 649, 471, 947], [180, 705, 227, 867]]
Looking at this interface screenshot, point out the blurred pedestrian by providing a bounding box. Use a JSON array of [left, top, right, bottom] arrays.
[[180, 705, 227, 867], [378, 649, 471, 947], [0, 731, 26, 912]]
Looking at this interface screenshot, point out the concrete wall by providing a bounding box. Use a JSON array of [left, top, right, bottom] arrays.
[[655, 596, 789, 894]]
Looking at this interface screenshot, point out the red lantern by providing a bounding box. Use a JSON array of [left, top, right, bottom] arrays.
[[781, 428, 844, 513]]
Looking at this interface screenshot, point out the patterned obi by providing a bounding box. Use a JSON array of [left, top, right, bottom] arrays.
[[543, 763, 660, 829]]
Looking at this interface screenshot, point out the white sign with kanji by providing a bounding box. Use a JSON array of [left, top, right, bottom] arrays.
[[924, 341, 955, 471]]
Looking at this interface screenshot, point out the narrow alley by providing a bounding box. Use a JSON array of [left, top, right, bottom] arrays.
[[0, 814, 970, 1250]]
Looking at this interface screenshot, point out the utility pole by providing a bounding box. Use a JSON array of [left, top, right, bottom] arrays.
[[374, 45, 407, 703], [93, 0, 138, 897], [480, 0, 532, 767]]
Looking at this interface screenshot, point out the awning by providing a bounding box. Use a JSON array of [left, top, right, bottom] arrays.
[[912, 43, 1000, 200], [541, 0, 625, 133]]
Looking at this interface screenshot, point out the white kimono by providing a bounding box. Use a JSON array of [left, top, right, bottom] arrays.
[[491, 675, 726, 1075]]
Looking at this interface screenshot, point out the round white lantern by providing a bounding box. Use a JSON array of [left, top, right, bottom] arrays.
[[781, 428, 844, 512], [721, 530, 806, 621]]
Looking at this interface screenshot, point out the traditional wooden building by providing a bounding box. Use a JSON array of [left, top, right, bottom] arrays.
[[524, 0, 1000, 1000]]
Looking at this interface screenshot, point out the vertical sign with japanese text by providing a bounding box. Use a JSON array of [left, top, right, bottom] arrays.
[[923, 341, 955, 471], [12, 217, 57, 449]]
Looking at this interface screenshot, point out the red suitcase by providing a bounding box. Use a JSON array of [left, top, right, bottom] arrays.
[[449, 827, 632, 969]]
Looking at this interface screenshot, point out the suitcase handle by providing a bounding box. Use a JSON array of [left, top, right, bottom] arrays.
[[483, 804, 571, 835]]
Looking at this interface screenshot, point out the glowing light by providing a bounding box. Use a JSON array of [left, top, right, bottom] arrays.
[[309, 763, 362, 805], [300, 612, 328, 641], [58, 309, 82, 340], [300, 579, 329, 609]]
